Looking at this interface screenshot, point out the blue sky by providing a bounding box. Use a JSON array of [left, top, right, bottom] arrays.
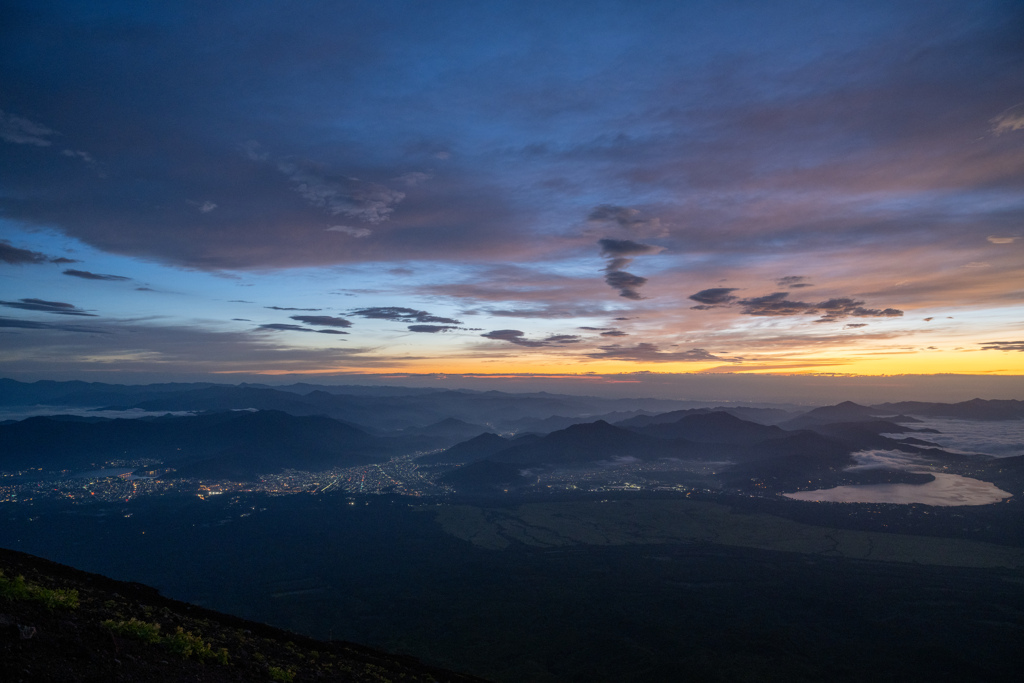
[[1, 0, 1023, 391]]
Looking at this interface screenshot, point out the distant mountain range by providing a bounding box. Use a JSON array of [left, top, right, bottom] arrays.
[[431, 408, 969, 493], [2, 379, 1020, 488], [873, 398, 1024, 421], [0, 378, 712, 432]]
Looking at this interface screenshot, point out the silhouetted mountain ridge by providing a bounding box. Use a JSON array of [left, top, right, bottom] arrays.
[[626, 411, 789, 444], [419, 433, 512, 465], [871, 398, 1024, 420]]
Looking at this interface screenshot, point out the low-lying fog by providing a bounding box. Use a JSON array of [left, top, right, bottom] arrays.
[[782, 416, 1022, 506], [882, 417, 1024, 457]]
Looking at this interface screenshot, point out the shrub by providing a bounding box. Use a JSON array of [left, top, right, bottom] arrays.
[[269, 665, 296, 682], [0, 572, 32, 600], [102, 618, 162, 643], [0, 571, 79, 609], [164, 626, 210, 658], [103, 620, 229, 663], [35, 586, 80, 610]]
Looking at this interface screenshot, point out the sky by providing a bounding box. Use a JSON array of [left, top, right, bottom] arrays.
[[1, 0, 1023, 398]]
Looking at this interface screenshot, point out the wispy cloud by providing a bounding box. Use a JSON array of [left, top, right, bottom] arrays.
[[326, 225, 372, 238], [278, 159, 405, 226], [0, 110, 56, 146], [586, 343, 728, 363], [980, 340, 1024, 352], [990, 104, 1024, 135]]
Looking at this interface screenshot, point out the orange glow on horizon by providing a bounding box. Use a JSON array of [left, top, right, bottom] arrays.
[[209, 346, 1024, 378]]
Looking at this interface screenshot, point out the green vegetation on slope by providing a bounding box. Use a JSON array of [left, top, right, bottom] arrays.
[[0, 547, 487, 682]]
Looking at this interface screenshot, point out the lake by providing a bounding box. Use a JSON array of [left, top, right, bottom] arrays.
[[783, 472, 1012, 506]]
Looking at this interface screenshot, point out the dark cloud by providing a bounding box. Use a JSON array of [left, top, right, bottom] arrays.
[[776, 276, 812, 289], [266, 306, 322, 311], [586, 343, 728, 363], [604, 271, 648, 301], [588, 205, 664, 237], [600, 330, 628, 337], [350, 307, 461, 325], [232, 318, 251, 321], [544, 335, 581, 344], [735, 292, 903, 322], [844, 323, 869, 329], [688, 288, 739, 308], [315, 329, 348, 335], [289, 315, 352, 328], [480, 329, 548, 347], [0, 240, 80, 266], [0, 241, 48, 265], [1, 241, 49, 265], [0, 92, 527, 271], [980, 340, 1024, 351], [135, 287, 155, 292], [598, 238, 662, 258], [597, 239, 662, 300], [408, 324, 459, 333], [0, 298, 96, 316], [736, 292, 815, 316], [689, 288, 903, 322], [0, 316, 103, 333], [811, 298, 903, 323], [62, 269, 130, 281]]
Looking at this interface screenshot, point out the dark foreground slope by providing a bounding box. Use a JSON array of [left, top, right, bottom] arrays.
[[0, 547, 486, 683], [3, 492, 1024, 682]]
